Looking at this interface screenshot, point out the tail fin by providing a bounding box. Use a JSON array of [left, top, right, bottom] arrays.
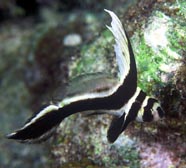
[[107, 113, 125, 143], [6, 105, 63, 143]]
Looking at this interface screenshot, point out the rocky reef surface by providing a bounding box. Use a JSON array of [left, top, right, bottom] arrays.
[[0, 0, 186, 167]]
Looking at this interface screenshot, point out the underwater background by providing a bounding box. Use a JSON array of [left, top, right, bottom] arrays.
[[0, 0, 186, 167]]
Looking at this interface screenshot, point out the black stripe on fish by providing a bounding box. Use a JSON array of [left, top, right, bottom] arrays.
[[6, 10, 137, 143], [135, 90, 147, 104], [143, 98, 158, 122], [6, 10, 164, 143], [122, 90, 147, 130], [107, 89, 147, 143], [7, 77, 137, 143]]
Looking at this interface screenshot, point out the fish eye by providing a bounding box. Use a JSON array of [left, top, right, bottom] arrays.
[[157, 106, 165, 118]]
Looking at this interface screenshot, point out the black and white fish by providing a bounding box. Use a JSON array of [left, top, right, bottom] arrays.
[[7, 10, 164, 143]]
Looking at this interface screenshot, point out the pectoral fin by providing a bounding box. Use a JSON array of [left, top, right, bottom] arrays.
[[107, 113, 125, 143]]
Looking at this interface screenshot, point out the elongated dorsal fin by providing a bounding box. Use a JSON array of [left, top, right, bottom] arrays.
[[104, 9, 131, 84]]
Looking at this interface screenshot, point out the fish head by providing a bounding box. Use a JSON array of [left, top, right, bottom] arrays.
[[151, 101, 165, 121]]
